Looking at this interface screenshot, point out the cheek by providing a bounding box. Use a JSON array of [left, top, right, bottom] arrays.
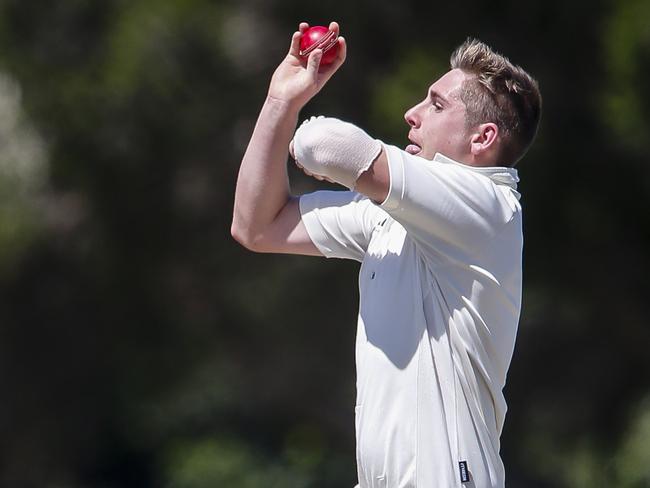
[[422, 112, 466, 150], [423, 118, 443, 139], [445, 116, 468, 142]]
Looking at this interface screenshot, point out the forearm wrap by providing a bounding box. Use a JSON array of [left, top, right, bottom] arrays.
[[293, 116, 382, 189]]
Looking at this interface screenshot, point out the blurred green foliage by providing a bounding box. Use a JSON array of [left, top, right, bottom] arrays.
[[164, 437, 312, 488], [603, 0, 650, 154], [0, 0, 648, 487], [370, 48, 448, 141], [0, 73, 47, 273]]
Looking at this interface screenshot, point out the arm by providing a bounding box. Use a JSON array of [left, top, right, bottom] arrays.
[[352, 149, 390, 203], [291, 116, 390, 202], [231, 22, 347, 255], [292, 119, 514, 255]]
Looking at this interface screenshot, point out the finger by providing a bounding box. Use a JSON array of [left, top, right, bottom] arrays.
[[306, 49, 323, 78], [332, 36, 347, 69], [316, 37, 347, 81], [328, 21, 339, 36], [299, 22, 310, 33], [289, 30, 302, 56], [327, 36, 347, 74]]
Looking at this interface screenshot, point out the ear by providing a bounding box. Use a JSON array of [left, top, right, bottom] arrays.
[[469, 123, 499, 157]]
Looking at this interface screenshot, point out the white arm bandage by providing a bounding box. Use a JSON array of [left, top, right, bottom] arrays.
[[293, 117, 382, 189]]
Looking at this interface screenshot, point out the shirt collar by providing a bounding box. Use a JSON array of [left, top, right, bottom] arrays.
[[433, 152, 520, 192]]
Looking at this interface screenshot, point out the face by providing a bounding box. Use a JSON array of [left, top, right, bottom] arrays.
[[404, 69, 471, 161]]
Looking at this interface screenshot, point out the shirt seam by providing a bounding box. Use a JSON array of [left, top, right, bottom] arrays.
[[378, 143, 401, 211], [299, 195, 336, 258]]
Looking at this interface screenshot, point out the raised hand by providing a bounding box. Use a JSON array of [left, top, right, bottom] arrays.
[[268, 21, 347, 110]]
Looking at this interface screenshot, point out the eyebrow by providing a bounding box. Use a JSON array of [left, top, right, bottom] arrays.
[[429, 88, 450, 106]]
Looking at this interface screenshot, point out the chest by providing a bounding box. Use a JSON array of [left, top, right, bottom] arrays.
[[358, 218, 426, 316], [360, 218, 406, 282], [356, 218, 428, 370]]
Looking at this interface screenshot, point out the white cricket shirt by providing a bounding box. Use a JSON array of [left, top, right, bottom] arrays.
[[299, 144, 523, 488]]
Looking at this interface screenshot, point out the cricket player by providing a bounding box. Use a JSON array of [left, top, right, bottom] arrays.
[[231, 21, 541, 488]]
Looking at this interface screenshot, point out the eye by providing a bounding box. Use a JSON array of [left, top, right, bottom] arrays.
[[433, 102, 443, 112]]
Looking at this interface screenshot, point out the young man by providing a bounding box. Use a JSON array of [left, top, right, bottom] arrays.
[[232, 21, 542, 488]]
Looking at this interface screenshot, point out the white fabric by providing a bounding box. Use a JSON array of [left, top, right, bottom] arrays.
[[299, 144, 523, 488], [293, 116, 383, 189]]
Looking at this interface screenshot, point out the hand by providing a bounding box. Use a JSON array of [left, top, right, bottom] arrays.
[[268, 22, 347, 110]]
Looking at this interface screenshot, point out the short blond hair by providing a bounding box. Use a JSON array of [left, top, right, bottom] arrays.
[[450, 38, 542, 166]]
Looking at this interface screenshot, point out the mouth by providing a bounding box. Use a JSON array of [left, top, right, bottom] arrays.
[[405, 134, 422, 155], [405, 143, 421, 155], [404, 131, 422, 156]]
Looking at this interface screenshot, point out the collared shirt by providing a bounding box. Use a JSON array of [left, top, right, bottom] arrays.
[[299, 144, 523, 488]]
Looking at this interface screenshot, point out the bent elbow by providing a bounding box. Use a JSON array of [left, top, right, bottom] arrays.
[[231, 222, 253, 251], [230, 223, 267, 253]]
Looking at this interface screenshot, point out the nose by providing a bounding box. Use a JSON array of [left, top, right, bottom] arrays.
[[404, 104, 419, 128]]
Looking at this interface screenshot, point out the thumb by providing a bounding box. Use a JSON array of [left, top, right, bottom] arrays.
[[306, 49, 322, 78]]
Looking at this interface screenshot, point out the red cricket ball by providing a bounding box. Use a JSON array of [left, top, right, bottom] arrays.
[[299, 26, 340, 65]]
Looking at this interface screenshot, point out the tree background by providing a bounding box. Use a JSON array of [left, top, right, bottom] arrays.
[[0, 0, 649, 487]]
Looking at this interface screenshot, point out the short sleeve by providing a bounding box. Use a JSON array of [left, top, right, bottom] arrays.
[[299, 190, 385, 262], [379, 143, 520, 257]]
